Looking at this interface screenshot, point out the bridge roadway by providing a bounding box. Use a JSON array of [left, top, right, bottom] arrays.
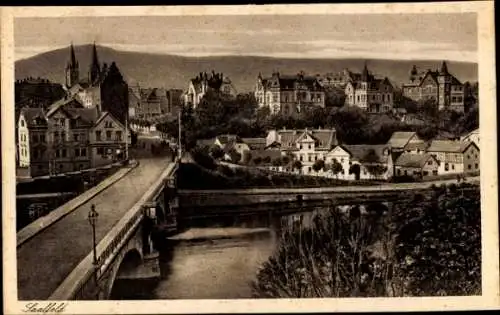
[[17, 156, 173, 300]]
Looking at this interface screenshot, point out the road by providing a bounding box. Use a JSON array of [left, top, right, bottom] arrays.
[[17, 156, 173, 300]]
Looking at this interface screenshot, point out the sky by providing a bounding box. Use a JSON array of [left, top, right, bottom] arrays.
[[14, 13, 477, 62]]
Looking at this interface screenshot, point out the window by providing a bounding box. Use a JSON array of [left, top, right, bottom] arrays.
[[451, 164, 455, 170], [445, 163, 449, 171], [423, 171, 428, 176], [427, 160, 432, 165], [308, 156, 312, 162], [20, 120, 25, 127], [106, 131, 112, 140], [81, 148, 86, 157], [55, 150, 60, 158], [308, 167, 312, 173], [61, 132, 66, 142], [308, 144, 311, 150], [96, 131, 102, 141], [475, 163, 479, 169], [404, 170, 408, 176], [97, 148, 104, 155], [340, 158, 344, 163], [116, 131, 122, 141], [433, 170, 438, 176], [468, 164, 472, 170], [74, 134, 80, 141], [32, 135, 38, 143], [40, 134, 46, 143], [299, 155, 303, 161], [105, 121, 113, 128], [62, 149, 67, 158], [314, 155, 318, 161], [75, 149, 80, 157], [299, 144, 302, 149]]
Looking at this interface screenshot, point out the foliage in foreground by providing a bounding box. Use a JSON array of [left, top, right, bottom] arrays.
[[252, 184, 481, 297]]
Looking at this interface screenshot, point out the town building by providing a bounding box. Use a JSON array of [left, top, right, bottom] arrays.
[[183, 71, 236, 108], [320, 69, 363, 89], [426, 140, 480, 175], [17, 96, 130, 177], [394, 153, 439, 178], [266, 128, 337, 174], [461, 128, 479, 146], [63, 43, 129, 125], [387, 131, 426, 153], [401, 61, 465, 112], [128, 85, 183, 119], [255, 71, 325, 116], [89, 111, 129, 167], [344, 64, 394, 113], [337, 145, 393, 180]]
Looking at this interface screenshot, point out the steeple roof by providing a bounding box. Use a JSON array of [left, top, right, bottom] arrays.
[[440, 60, 449, 75]]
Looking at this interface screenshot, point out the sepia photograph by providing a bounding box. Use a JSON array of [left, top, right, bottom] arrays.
[[1, 2, 498, 314]]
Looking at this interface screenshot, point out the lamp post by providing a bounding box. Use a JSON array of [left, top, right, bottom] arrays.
[[88, 204, 99, 298]]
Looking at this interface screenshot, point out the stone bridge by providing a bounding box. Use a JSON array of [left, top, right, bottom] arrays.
[[48, 161, 179, 300]]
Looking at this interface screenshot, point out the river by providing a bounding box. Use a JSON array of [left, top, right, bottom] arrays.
[[110, 227, 277, 299], [110, 206, 354, 300]]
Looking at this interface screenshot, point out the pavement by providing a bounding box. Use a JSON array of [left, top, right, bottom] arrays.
[[17, 162, 138, 247], [17, 156, 173, 300]]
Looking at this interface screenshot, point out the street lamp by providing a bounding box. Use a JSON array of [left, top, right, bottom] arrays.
[[88, 204, 99, 298], [88, 204, 99, 266]]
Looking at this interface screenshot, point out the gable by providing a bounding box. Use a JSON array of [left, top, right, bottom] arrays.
[[296, 132, 315, 143], [327, 146, 350, 157], [93, 113, 125, 130], [421, 73, 438, 87]]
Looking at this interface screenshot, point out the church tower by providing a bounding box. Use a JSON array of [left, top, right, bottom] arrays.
[[65, 43, 79, 87], [89, 42, 101, 86]]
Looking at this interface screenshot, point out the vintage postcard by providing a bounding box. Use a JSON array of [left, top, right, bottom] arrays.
[[1, 2, 498, 314]]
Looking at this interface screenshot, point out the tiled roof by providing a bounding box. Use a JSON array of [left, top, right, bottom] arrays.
[[426, 140, 474, 153], [404, 141, 429, 151], [64, 107, 100, 125], [395, 153, 433, 168], [241, 137, 267, 150], [342, 144, 391, 164], [387, 131, 418, 149], [46, 96, 84, 117], [20, 108, 47, 127], [278, 129, 336, 150]]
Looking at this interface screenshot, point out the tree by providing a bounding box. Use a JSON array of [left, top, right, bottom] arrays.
[[330, 159, 344, 178], [312, 159, 326, 172], [393, 187, 481, 296], [293, 160, 303, 172], [272, 157, 283, 167], [209, 145, 224, 160]]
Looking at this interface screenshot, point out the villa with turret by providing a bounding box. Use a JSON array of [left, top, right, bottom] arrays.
[[401, 61, 465, 112]]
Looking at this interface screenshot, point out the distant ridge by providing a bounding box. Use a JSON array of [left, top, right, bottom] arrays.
[[15, 44, 478, 92]]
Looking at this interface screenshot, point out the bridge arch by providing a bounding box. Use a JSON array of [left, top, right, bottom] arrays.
[[105, 246, 143, 300]]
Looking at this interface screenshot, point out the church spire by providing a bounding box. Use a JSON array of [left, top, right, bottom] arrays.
[[89, 41, 101, 85], [65, 42, 79, 87], [69, 42, 77, 67]]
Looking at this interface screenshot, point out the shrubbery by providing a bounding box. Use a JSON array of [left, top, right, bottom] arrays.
[[252, 185, 481, 297]]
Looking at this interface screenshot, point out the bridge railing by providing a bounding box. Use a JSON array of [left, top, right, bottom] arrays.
[[50, 159, 179, 300]]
